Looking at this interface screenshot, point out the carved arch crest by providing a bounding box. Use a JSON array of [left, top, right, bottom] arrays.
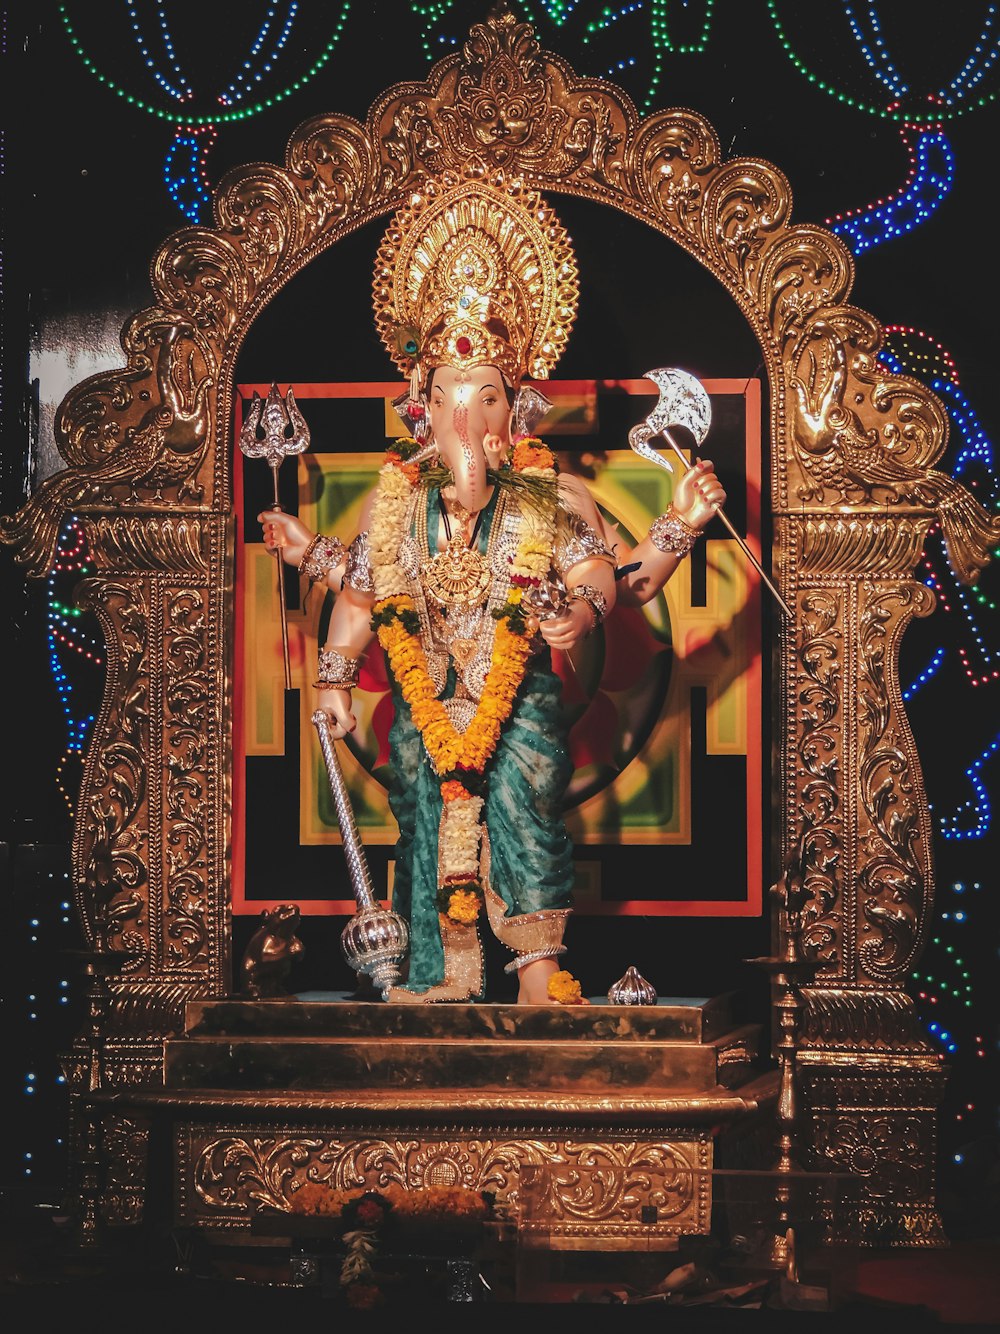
[[3, 5, 997, 1031]]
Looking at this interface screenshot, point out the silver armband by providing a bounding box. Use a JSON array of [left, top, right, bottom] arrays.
[[568, 583, 609, 631], [553, 510, 615, 577], [314, 648, 361, 690], [299, 533, 346, 583], [648, 506, 701, 558], [343, 531, 374, 593]]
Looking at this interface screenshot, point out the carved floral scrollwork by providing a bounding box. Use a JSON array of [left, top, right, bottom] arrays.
[[787, 314, 1000, 581], [195, 1136, 325, 1211], [212, 167, 303, 288], [188, 1133, 705, 1231], [286, 117, 378, 238], [100, 1114, 150, 1225], [760, 227, 853, 354], [521, 1140, 700, 1224], [73, 580, 150, 968], [813, 1113, 928, 1200], [701, 160, 792, 298], [855, 586, 931, 981], [631, 109, 719, 237], [795, 590, 843, 966], [163, 590, 210, 966]]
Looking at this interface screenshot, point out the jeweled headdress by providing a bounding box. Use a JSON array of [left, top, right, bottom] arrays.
[[373, 171, 579, 392]]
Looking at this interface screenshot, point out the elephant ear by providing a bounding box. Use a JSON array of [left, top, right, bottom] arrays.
[[512, 384, 553, 439]]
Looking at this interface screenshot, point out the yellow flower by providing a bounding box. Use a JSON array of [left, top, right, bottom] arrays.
[[446, 889, 481, 924], [547, 970, 584, 1005]]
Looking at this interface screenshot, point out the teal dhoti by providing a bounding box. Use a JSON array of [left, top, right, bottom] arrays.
[[386, 658, 575, 996]]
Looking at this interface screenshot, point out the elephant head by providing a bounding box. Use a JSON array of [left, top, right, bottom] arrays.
[[427, 364, 513, 514]]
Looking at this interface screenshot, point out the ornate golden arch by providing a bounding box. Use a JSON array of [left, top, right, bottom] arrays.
[[4, 4, 997, 1242]]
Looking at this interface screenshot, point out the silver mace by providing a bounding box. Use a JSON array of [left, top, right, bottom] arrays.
[[239, 383, 311, 688], [311, 711, 409, 999], [629, 368, 793, 619]]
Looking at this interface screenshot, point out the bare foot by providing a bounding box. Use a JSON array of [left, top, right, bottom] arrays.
[[517, 958, 590, 1004]]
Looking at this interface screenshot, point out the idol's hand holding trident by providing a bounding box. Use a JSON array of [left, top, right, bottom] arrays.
[[628, 368, 792, 618], [240, 383, 311, 688]]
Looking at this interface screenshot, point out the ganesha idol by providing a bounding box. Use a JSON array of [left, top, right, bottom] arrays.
[[260, 172, 725, 1005]]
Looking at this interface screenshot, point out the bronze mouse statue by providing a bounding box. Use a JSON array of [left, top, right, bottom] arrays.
[[240, 903, 304, 999]]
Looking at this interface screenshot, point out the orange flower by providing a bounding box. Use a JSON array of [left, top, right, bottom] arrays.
[[512, 437, 555, 471], [446, 888, 481, 924], [441, 780, 471, 802], [547, 970, 585, 1005], [376, 602, 532, 774]]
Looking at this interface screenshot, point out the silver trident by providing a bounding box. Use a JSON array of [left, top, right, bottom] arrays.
[[312, 711, 410, 999], [239, 384, 311, 687], [629, 368, 792, 619]]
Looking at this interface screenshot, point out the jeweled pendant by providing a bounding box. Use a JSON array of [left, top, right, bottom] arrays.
[[422, 534, 491, 606]]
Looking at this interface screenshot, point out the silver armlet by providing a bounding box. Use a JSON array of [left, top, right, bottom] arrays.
[[343, 531, 374, 593], [648, 506, 702, 558], [299, 534, 346, 583], [568, 583, 609, 632], [314, 648, 360, 690], [553, 510, 614, 577]]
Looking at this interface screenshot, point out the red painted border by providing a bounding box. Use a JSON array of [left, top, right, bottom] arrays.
[[232, 379, 763, 918]]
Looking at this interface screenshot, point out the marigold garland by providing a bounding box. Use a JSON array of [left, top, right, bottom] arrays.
[[368, 434, 558, 931]]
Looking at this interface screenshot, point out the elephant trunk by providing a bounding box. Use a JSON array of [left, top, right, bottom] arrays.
[[439, 401, 491, 514]]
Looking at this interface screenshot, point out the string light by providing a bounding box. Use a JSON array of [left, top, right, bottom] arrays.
[[409, 1, 466, 60], [125, 0, 193, 103], [880, 326, 959, 387], [217, 3, 299, 107], [828, 125, 954, 253], [582, 0, 715, 111], [937, 733, 998, 840], [539, 0, 583, 23], [902, 646, 945, 701], [163, 125, 217, 222], [765, 0, 1000, 124], [58, 3, 352, 124], [47, 518, 99, 815]]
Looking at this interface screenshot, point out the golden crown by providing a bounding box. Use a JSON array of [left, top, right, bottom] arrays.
[[373, 172, 579, 389]]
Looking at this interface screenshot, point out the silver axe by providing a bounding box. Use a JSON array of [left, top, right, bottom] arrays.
[[629, 368, 792, 619]]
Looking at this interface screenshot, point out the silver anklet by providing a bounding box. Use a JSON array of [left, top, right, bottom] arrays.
[[503, 945, 567, 975]]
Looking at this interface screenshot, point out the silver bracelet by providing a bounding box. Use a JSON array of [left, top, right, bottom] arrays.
[[299, 534, 346, 583], [648, 505, 701, 558], [314, 647, 360, 690], [568, 583, 609, 631], [503, 945, 567, 975]]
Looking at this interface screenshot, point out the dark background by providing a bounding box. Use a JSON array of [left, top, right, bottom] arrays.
[[2, 1, 998, 1234]]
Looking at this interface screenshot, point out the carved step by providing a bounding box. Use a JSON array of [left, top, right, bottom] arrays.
[[164, 1014, 763, 1095], [182, 993, 742, 1042]]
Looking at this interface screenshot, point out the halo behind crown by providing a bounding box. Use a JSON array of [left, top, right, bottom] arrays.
[[373, 172, 579, 389]]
